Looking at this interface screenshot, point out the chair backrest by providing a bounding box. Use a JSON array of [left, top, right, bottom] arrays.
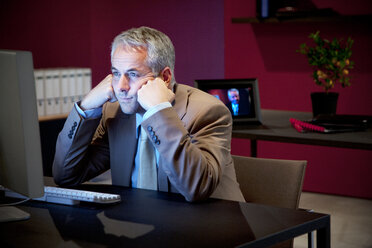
[[233, 155, 307, 209]]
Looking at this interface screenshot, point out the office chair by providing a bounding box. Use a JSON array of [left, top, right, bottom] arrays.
[[232, 155, 310, 248]]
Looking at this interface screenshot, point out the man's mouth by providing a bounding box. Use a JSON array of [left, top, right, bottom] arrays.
[[119, 96, 133, 103]]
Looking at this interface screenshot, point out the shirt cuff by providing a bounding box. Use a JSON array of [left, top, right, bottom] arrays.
[[143, 102, 172, 121], [74, 102, 102, 119]]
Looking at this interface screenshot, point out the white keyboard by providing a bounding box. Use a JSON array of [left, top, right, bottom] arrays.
[[4, 186, 121, 206], [38, 186, 121, 205]]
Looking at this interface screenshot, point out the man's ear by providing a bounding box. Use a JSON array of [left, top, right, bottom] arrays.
[[160, 67, 172, 88]]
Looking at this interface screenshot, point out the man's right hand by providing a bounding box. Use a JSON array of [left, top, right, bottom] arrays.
[[80, 74, 117, 111]]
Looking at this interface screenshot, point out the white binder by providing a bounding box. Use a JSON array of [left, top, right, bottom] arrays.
[[44, 69, 54, 115], [34, 69, 45, 117], [82, 68, 92, 96], [68, 69, 76, 109], [44, 69, 61, 115], [75, 69, 84, 102], [60, 69, 70, 114]]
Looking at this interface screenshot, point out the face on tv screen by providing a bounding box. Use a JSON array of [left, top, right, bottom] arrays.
[[206, 87, 255, 118]]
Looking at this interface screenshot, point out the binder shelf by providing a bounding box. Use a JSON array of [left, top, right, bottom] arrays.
[[34, 68, 92, 118]]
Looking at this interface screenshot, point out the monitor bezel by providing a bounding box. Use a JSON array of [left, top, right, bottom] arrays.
[[0, 50, 44, 199]]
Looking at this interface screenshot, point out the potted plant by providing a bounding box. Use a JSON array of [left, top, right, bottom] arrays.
[[297, 31, 354, 117]]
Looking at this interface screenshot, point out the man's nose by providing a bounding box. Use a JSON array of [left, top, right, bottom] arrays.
[[118, 75, 130, 92]]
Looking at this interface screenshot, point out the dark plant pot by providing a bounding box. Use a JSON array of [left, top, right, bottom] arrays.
[[311, 92, 339, 117]]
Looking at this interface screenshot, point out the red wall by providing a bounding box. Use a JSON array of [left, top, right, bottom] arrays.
[[88, 0, 225, 86], [0, 0, 91, 68], [225, 0, 372, 198], [0, 0, 224, 85]]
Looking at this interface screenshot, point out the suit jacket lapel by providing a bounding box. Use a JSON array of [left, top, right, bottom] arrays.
[[172, 83, 188, 121]]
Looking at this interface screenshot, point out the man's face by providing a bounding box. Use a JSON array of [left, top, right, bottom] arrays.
[[228, 91, 239, 104], [111, 46, 155, 114]]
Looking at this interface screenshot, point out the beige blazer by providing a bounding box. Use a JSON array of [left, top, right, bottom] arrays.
[[53, 83, 244, 202]]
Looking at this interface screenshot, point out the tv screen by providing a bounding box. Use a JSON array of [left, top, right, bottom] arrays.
[[195, 79, 262, 127]]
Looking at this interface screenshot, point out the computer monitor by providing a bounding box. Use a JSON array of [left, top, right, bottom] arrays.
[[0, 50, 44, 221], [195, 78, 262, 128]]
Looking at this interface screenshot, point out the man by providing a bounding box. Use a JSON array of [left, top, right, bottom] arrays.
[[227, 88, 250, 116], [53, 26, 244, 202]]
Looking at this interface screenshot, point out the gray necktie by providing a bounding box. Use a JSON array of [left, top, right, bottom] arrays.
[[137, 126, 158, 190]]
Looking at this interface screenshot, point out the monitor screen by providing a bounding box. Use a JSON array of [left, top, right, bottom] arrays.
[[0, 50, 44, 201], [194, 79, 262, 127]]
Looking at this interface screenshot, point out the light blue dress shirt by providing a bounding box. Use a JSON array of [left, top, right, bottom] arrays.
[[231, 103, 239, 116]]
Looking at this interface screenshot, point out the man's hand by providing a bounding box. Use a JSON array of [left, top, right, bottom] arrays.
[[137, 78, 175, 110], [80, 74, 117, 110]]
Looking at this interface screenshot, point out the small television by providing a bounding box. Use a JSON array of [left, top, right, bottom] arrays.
[[0, 50, 44, 222], [195, 78, 262, 128]]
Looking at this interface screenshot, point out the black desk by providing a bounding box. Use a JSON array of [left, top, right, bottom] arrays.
[[1, 184, 330, 247], [233, 110, 372, 157]]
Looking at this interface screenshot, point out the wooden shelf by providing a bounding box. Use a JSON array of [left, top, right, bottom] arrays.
[[38, 113, 68, 122], [232, 14, 372, 24]]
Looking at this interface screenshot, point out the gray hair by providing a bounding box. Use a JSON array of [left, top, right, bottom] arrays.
[[111, 26, 176, 86], [228, 88, 239, 95]]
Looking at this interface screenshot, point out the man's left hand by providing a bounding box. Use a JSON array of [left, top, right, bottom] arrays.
[[137, 78, 175, 110]]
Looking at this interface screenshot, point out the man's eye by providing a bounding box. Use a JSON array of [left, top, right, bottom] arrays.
[[128, 72, 139, 78], [112, 71, 120, 78]]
